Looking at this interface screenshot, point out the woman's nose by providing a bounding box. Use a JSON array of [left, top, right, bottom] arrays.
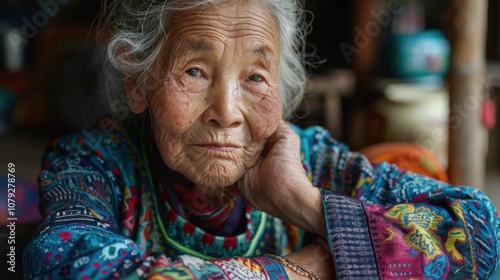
[[202, 80, 244, 128]]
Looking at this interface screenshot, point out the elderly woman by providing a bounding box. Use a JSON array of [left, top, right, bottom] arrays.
[[23, 0, 499, 279]]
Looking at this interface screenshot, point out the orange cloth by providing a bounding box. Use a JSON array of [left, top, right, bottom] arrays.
[[360, 142, 448, 182]]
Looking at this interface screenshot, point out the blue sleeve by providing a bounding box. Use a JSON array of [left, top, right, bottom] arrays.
[[293, 125, 500, 279]]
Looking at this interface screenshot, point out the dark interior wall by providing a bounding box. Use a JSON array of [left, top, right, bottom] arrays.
[[305, 1, 355, 73], [421, 0, 446, 29], [487, 0, 500, 61], [0, 0, 103, 67], [0, 0, 102, 22]]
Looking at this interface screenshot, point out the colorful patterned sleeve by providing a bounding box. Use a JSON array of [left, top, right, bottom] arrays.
[[294, 125, 500, 280], [22, 133, 287, 279]]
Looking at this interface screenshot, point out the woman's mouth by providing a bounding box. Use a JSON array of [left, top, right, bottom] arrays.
[[196, 143, 240, 153]]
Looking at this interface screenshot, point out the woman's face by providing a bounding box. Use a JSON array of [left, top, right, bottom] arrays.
[[130, 0, 282, 195]]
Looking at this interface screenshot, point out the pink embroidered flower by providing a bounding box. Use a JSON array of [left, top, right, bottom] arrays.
[[58, 231, 72, 241]]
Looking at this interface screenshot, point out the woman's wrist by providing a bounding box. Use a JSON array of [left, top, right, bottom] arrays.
[[274, 239, 334, 280], [275, 180, 327, 238], [268, 255, 321, 280], [295, 185, 327, 238]]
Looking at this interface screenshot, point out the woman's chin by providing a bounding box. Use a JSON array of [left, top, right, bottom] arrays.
[[192, 174, 238, 191], [188, 170, 242, 197], [181, 159, 242, 184]]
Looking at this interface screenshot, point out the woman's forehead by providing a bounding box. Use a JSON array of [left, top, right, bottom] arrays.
[[162, 1, 280, 58], [166, 1, 279, 39]]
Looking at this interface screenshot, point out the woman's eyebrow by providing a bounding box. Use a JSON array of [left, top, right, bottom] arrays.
[[183, 39, 214, 54], [252, 46, 270, 59], [249, 45, 277, 66]]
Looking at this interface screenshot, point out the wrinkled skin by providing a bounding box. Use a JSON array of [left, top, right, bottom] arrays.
[[127, 0, 283, 199]]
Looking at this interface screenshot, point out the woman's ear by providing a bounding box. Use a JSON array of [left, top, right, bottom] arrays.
[[124, 77, 148, 114]]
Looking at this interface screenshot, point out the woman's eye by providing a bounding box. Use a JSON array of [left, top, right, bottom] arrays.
[[248, 74, 264, 82], [186, 68, 202, 77]]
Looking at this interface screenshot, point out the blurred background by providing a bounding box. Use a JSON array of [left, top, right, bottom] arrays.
[[0, 0, 499, 278]]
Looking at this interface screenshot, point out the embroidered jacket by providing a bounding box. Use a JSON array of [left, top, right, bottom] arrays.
[[23, 122, 500, 279]]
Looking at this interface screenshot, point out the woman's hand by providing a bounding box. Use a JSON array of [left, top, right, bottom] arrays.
[[239, 121, 327, 238]]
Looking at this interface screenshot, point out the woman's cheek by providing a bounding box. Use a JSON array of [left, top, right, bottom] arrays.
[[249, 89, 282, 140], [151, 86, 199, 134]]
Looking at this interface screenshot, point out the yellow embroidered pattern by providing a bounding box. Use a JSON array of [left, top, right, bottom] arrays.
[[385, 204, 443, 260], [445, 228, 466, 264]]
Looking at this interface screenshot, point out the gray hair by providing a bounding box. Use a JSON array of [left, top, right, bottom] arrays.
[[103, 0, 308, 120]]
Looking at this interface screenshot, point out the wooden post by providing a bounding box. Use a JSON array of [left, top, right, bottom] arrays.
[[447, 0, 488, 189], [352, 0, 378, 80]]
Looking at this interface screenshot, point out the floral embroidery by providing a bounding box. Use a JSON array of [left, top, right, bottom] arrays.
[[386, 204, 443, 260], [445, 228, 467, 264]]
